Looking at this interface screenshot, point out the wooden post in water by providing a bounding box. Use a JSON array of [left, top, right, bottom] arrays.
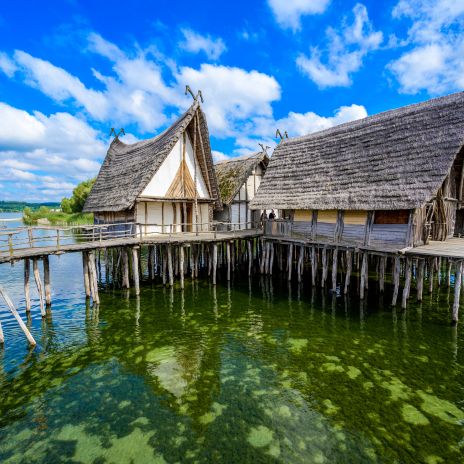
[[43, 255, 51, 306], [0, 320, 3, 345], [260, 240, 266, 274], [428, 258, 435, 294], [148, 246, 154, 281], [344, 250, 352, 294], [180, 245, 185, 289], [32, 258, 45, 316], [287, 244, 293, 281], [446, 260, 452, 288], [297, 246, 304, 283], [332, 248, 338, 292], [321, 247, 327, 287], [402, 257, 411, 309], [311, 246, 317, 286], [132, 247, 140, 296], [392, 256, 401, 306], [0, 286, 36, 346], [88, 251, 100, 304], [82, 252, 91, 298], [122, 248, 130, 289], [167, 244, 174, 286], [212, 243, 218, 285], [269, 242, 274, 275], [247, 240, 253, 276], [416, 259, 425, 301], [452, 260, 462, 324], [379, 256, 385, 293], [360, 252, 367, 300], [24, 258, 31, 312], [226, 242, 231, 281]]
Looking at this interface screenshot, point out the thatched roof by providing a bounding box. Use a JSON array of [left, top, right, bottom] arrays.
[[84, 100, 221, 212], [250, 91, 464, 211], [215, 152, 269, 205]]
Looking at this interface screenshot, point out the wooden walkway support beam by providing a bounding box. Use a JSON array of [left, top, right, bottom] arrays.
[[212, 243, 218, 285], [417, 259, 425, 302], [132, 247, 140, 296], [180, 245, 185, 289], [43, 255, 51, 306], [82, 252, 91, 298], [391, 256, 400, 306], [24, 258, 31, 312], [344, 250, 352, 295], [452, 261, 462, 324], [402, 257, 412, 309], [332, 248, 338, 292], [32, 257, 45, 317]]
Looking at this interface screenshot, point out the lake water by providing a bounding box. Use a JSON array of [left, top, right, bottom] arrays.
[[0, 212, 463, 463]]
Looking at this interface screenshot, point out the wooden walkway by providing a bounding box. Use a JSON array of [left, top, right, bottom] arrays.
[[403, 238, 464, 259], [0, 229, 262, 264]]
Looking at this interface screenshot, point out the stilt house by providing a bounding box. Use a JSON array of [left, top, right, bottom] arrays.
[[84, 100, 221, 234], [250, 92, 464, 250], [214, 152, 269, 229]]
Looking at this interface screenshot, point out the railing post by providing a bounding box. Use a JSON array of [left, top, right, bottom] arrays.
[[139, 224, 143, 241], [8, 233, 13, 258], [56, 229, 60, 250], [99, 228, 102, 244], [28, 228, 33, 247]]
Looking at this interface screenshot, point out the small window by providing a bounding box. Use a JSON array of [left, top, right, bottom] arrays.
[[374, 210, 410, 224]]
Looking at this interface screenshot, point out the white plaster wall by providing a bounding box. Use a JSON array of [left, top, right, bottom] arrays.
[[140, 133, 209, 199]]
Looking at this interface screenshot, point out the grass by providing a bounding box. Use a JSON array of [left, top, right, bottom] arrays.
[[22, 207, 93, 226]]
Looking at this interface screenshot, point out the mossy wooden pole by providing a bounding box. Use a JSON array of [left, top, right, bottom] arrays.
[[89, 251, 100, 304], [392, 256, 401, 306], [32, 257, 45, 317], [446, 259, 452, 287], [269, 242, 274, 275], [260, 240, 266, 274], [24, 258, 31, 312], [298, 245, 304, 283], [122, 248, 130, 289], [148, 245, 154, 281], [428, 258, 435, 294], [82, 252, 91, 298], [379, 256, 385, 293], [417, 259, 425, 301], [180, 245, 185, 289], [0, 285, 36, 346], [402, 257, 412, 309], [43, 256, 51, 306], [332, 248, 338, 292], [452, 260, 462, 324], [226, 242, 231, 281], [132, 247, 140, 296], [247, 240, 253, 276], [287, 244, 293, 281], [344, 250, 352, 294], [212, 243, 218, 285]]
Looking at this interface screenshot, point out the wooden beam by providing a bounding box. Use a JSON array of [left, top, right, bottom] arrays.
[[452, 261, 462, 324], [43, 255, 51, 306], [32, 257, 45, 316], [24, 258, 31, 312]]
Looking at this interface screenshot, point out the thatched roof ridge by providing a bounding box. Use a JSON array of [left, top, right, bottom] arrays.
[[84, 101, 220, 212], [250, 91, 464, 211], [215, 152, 269, 205]]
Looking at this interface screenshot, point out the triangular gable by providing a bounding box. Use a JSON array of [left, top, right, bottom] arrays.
[[166, 159, 197, 198]]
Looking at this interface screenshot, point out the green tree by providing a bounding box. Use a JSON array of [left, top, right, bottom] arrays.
[[61, 178, 96, 213]]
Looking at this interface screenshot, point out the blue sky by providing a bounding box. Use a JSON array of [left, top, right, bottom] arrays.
[[0, 0, 463, 202]]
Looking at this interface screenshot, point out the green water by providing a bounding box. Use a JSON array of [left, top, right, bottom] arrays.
[[0, 276, 463, 463]]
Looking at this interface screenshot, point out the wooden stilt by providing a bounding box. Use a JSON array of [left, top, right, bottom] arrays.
[[321, 247, 328, 287], [212, 243, 218, 285], [287, 244, 293, 281], [402, 257, 411, 309], [311, 246, 317, 286], [269, 242, 274, 275], [167, 244, 174, 286], [446, 260, 452, 287], [417, 259, 425, 302], [122, 248, 130, 289], [452, 261, 462, 324], [392, 256, 400, 306], [437, 257, 442, 287], [0, 320, 3, 344], [297, 246, 304, 283], [24, 258, 31, 312], [225, 242, 231, 281], [428, 258, 435, 294], [344, 250, 352, 294], [332, 248, 338, 292], [379, 256, 385, 293], [248, 240, 253, 276], [82, 252, 91, 298], [360, 253, 367, 300], [180, 246, 185, 289], [43, 256, 51, 306], [88, 251, 100, 304], [0, 286, 36, 346], [148, 246, 154, 281], [32, 258, 45, 317], [132, 247, 140, 296], [162, 246, 167, 286], [260, 240, 266, 274]]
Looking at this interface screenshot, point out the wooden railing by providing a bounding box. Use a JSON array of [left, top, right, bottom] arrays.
[[0, 221, 259, 258]]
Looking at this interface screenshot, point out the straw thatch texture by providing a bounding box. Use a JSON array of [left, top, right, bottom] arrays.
[[215, 152, 269, 205], [250, 92, 464, 211], [84, 101, 220, 212]]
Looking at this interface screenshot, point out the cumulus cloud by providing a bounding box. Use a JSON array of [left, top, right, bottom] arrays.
[[297, 3, 383, 87], [0, 52, 16, 77], [389, 0, 464, 94], [179, 29, 226, 60], [268, 0, 331, 30], [0, 102, 106, 201]]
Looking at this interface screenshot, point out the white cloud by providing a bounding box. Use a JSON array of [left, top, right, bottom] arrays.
[[212, 150, 231, 162], [179, 29, 226, 60], [0, 52, 16, 77], [0, 102, 106, 201], [176, 64, 281, 137], [268, 0, 331, 30], [297, 3, 383, 87], [389, 0, 464, 94]]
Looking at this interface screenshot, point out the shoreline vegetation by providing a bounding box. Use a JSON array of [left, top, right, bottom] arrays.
[[22, 207, 93, 226]]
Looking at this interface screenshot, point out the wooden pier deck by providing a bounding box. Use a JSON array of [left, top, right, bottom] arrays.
[[0, 228, 262, 264], [402, 238, 464, 259]]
